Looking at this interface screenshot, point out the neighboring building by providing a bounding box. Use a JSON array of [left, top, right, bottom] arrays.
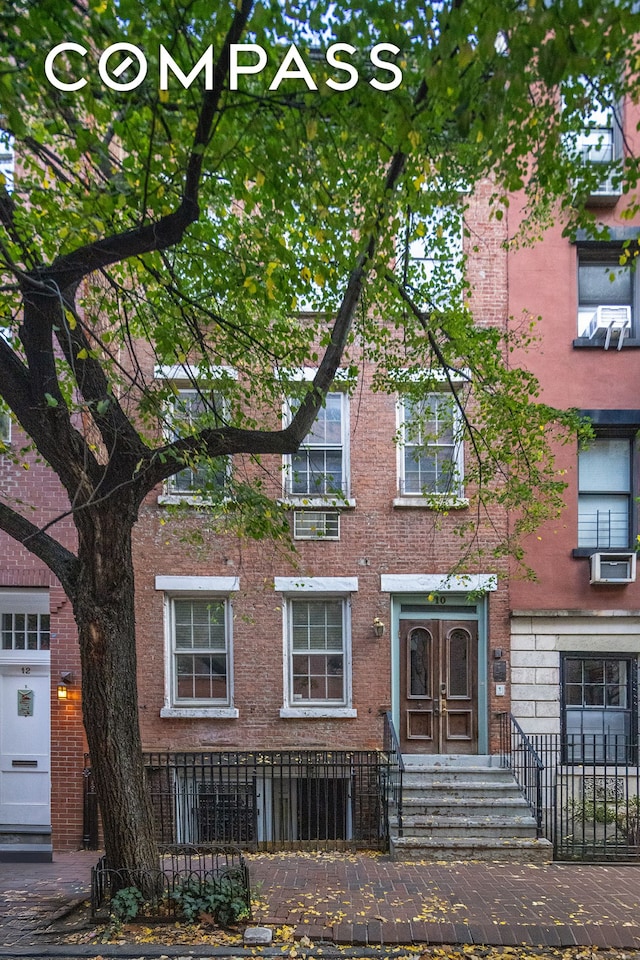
[[509, 89, 640, 753], [0, 444, 83, 861]]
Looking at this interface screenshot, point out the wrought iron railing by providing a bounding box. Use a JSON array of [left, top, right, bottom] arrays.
[[144, 749, 387, 850], [500, 718, 640, 861], [499, 712, 544, 836], [91, 844, 250, 920], [382, 711, 404, 838], [528, 733, 640, 862]]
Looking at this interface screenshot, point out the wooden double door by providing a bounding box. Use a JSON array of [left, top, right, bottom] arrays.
[[400, 619, 478, 754]]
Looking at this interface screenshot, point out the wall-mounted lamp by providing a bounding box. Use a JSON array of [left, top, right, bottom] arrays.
[[372, 617, 385, 638], [57, 671, 73, 700]]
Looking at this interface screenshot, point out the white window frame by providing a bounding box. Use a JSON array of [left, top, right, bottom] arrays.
[[282, 372, 353, 507], [154, 365, 235, 505], [395, 391, 467, 508], [156, 575, 239, 719], [0, 406, 10, 446], [275, 577, 357, 719], [400, 203, 464, 311]]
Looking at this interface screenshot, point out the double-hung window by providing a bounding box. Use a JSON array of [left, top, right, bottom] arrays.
[[285, 391, 349, 500], [171, 598, 230, 703], [565, 80, 623, 204], [578, 436, 633, 549], [276, 577, 357, 719], [157, 575, 240, 719], [402, 204, 464, 311], [577, 246, 637, 341], [167, 388, 229, 496], [397, 392, 464, 500], [290, 599, 346, 704]]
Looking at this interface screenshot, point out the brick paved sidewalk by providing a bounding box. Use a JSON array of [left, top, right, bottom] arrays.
[[1, 849, 640, 951], [248, 851, 640, 949]]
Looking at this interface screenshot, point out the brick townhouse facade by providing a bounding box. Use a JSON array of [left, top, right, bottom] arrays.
[[0, 174, 516, 857]]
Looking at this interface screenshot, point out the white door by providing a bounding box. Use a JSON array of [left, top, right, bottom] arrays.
[[0, 660, 51, 826]]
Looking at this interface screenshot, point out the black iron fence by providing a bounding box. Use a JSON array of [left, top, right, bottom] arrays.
[[499, 720, 640, 862], [83, 749, 391, 853], [91, 844, 250, 921], [527, 732, 640, 861], [144, 749, 388, 850]]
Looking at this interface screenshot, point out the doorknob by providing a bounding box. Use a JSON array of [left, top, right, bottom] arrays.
[[440, 697, 447, 715]]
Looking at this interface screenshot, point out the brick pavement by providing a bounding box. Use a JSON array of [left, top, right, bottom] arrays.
[[0, 849, 640, 951], [247, 851, 640, 949]]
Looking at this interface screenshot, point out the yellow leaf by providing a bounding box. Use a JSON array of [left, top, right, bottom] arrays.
[[255, 170, 265, 188], [65, 310, 77, 330], [76, 348, 88, 360]]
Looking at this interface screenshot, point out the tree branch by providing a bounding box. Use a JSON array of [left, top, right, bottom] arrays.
[[42, 0, 255, 293], [0, 501, 79, 597]]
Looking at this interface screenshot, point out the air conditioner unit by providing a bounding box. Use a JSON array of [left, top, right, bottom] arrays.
[[590, 552, 637, 584], [293, 509, 340, 540], [586, 305, 631, 349]]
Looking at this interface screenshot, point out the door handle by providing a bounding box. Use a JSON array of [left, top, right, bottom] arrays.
[[440, 698, 447, 715]]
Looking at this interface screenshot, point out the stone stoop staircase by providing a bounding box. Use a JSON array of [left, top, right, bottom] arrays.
[[389, 755, 552, 862]]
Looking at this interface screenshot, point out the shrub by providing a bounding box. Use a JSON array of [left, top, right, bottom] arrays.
[[171, 872, 250, 926]]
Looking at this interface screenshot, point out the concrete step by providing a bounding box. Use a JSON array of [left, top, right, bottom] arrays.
[[390, 835, 553, 863], [391, 814, 538, 839], [0, 843, 53, 862], [403, 754, 500, 767], [402, 777, 526, 794], [398, 797, 532, 818], [392, 756, 546, 861], [402, 766, 515, 785], [0, 824, 53, 862]]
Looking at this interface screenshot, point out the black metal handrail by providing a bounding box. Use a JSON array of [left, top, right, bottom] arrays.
[[499, 712, 544, 836], [383, 711, 404, 838]]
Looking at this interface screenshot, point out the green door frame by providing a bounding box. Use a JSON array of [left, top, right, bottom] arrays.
[[390, 593, 489, 755]]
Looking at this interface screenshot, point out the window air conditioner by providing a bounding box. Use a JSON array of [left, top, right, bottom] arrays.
[[590, 552, 636, 584], [586, 305, 631, 349]]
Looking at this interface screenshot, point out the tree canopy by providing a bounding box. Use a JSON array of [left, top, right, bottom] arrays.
[[0, 0, 638, 876]]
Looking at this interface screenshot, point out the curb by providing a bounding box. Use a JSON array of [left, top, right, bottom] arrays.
[[3, 921, 640, 957]]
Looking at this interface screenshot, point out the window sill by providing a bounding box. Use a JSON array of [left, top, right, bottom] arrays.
[[572, 547, 634, 558], [157, 494, 227, 507], [393, 496, 469, 510], [280, 497, 356, 509], [573, 337, 640, 349], [280, 706, 357, 719], [160, 706, 239, 719]]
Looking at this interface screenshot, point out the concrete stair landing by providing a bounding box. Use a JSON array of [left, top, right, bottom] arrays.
[[389, 755, 552, 863]]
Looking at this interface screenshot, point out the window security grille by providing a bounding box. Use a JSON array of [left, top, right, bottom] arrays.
[[293, 510, 340, 540]]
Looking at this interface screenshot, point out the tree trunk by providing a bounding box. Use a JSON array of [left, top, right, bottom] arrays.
[[73, 498, 158, 887]]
